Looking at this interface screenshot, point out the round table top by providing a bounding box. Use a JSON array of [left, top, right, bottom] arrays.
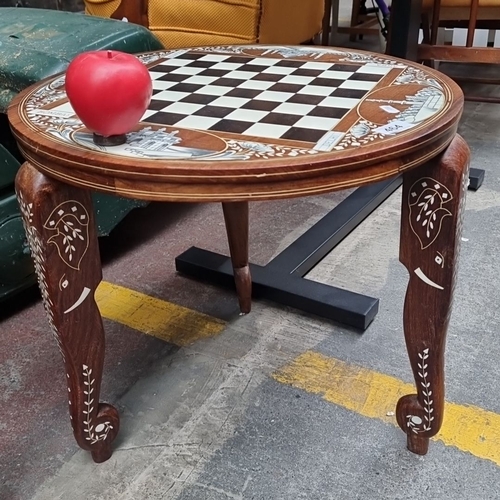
[[8, 45, 463, 202]]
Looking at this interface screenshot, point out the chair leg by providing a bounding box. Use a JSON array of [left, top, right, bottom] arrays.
[[349, 0, 362, 42], [322, 0, 332, 45]]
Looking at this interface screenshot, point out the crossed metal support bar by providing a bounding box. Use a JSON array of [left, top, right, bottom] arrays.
[[176, 178, 402, 331]]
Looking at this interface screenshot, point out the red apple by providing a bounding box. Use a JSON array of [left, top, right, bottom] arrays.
[[65, 50, 152, 137]]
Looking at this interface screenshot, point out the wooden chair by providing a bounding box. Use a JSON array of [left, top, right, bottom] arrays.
[[341, 0, 381, 41], [417, 0, 500, 102], [84, 0, 325, 48], [386, 0, 491, 190], [321, 0, 381, 45]]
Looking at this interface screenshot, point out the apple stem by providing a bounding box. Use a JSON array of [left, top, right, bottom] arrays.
[[107, 50, 112, 59]]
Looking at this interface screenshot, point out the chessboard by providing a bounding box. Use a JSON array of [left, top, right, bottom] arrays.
[[143, 51, 393, 144], [26, 46, 450, 161]]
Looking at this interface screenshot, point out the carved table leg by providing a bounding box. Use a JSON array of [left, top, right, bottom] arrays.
[[15, 162, 119, 463], [397, 135, 470, 455], [222, 202, 251, 314]]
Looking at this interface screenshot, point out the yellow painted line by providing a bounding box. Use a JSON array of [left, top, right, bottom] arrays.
[[95, 281, 226, 346], [273, 351, 500, 466]]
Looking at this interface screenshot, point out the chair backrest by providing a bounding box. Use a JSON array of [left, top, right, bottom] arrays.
[[386, 0, 500, 103], [425, 0, 480, 47], [418, 0, 500, 63]]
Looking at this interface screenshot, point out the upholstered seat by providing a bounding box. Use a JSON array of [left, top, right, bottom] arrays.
[[84, 0, 325, 48]]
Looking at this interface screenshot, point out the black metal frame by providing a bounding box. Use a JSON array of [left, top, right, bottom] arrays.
[[176, 177, 402, 331]]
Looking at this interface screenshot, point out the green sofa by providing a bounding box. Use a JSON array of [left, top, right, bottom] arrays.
[[0, 8, 163, 301]]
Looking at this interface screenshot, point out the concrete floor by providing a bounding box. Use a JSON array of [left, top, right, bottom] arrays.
[[3, 7, 500, 500]]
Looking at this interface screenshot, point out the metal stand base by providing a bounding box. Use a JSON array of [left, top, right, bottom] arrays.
[[176, 177, 402, 331], [468, 168, 485, 191]]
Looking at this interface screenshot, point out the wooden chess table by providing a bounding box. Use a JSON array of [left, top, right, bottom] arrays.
[[8, 45, 469, 463]]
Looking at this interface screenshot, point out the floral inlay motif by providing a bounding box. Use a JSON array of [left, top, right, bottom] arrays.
[[406, 348, 434, 434], [224, 140, 319, 159], [17, 190, 64, 361], [137, 49, 183, 65], [334, 120, 387, 150], [44, 201, 90, 270], [83, 364, 113, 445], [395, 66, 443, 90], [409, 178, 453, 250]]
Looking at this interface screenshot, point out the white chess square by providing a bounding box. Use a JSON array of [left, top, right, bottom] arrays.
[[175, 115, 221, 129], [170, 66, 206, 76], [210, 62, 246, 71], [153, 90, 191, 102], [300, 61, 334, 70], [244, 122, 290, 138], [224, 109, 270, 122], [293, 115, 341, 130], [181, 75, 219, 85], [279, 75, 315, 85], [273, 102, 316, 115], [262, 66, 297, 75], [237, 80, 276, 91], [339, 80, 378, 91], [249, 57, 281, 66], [152, 80, 182, 90], [355, 63, 393, 75], [198, 54, 231, 63], [209, 96, 251, 108], [194, 85, 232, 96], [318, 70, 354, 80], [298, 85, 335, 96], [225, 70, 260, 80], [157, 102, 205, 115], [256, 91, 294, 102], [319, 96, 360, 109]]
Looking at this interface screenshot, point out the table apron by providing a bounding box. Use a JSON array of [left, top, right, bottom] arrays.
[[16, 128, 458, 203]]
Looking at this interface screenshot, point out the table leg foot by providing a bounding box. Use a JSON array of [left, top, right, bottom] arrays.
[[222, 202, 252, 314], [15, 162, 119, 463], [90, 403, 119, 462], [397, 135, 470, 454], [401, 401, 430, 454], [233, 266, 251, 314]]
